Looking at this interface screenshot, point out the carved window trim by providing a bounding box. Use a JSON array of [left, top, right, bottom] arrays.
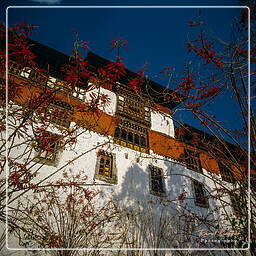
[[114, 125, 148, 153], [114, 86, 151, 153], [116, 92, 151, 125], [192, 179, 209, 208], [33, 131, 62, 167], [148, 165, 166, 197], [184, 148, 203, 173], [9, 61, 72, 92], [94, 150, 117, 184]]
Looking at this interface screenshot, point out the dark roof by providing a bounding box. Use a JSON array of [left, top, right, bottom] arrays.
[[175, 123, 247, 162], [27, 40, 183, 109], [28, 39, 70, 80], [85, 51, 183, 109]]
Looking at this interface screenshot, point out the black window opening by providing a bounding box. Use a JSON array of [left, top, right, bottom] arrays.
[[128, 132, 133, 143], [149, 165, 165, 196], [141, 136, 146, 147], [134, 134, 140, 145], [121, 129, 127, 141], [192, 180, 208, 208], [114, 127, 120, 138]]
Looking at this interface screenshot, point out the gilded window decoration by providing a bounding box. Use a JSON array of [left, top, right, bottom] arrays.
[[94, 150, 117, 184], [149, 165, 166, 196], [113, 120, 148, 153], [47, 99, 73, 128], [184, 148, 203, 173], [192, 180, 208, 208], [218, 161, 235, 183]]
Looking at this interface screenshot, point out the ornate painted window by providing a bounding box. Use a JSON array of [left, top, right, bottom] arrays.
[[192, 180, 208, 208], [149, 165, 166, 197], [33, 131, 61, 166], [47, 99, 73, 128], [29, 70, 49, 85], [114, 85, 151, 153], [94, 150, 117, 184], [184, 148, 202, 173], [218, 161, 235, 183], [116, 94, 151, 122], [114, 122, 148, 153]]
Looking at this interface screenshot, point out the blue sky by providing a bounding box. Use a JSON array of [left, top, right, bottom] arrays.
[[1, 0, 247, 144]]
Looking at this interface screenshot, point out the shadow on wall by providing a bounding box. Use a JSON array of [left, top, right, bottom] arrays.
[[112, 163, 191, 250], [165, 160, 218, 217], [113, 162, 179, 213], [114, 163, 149, 210], [102, 159, 232, 250], [164, 160, 221, 248]]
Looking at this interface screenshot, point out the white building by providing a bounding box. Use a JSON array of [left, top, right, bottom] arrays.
[[2, 40, 248, 253]]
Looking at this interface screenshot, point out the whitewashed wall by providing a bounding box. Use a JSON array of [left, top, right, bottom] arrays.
[[5, 122, 235, 251], [4, 86, 234, 251], [84, 85, 117, 116], [150, 110, 175, 138], [85, 85, 175, 138]]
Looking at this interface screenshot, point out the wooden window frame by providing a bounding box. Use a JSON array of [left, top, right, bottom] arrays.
[[149, 165, 166, 197], [184, 148, 203, 173], [116, 93, 151, 123], [114, 126, 148, 153], [192, 179, 209, 208], [114, 90, 150, 153], [94, 151, 117, 184], [34, 132, 61, 166]]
